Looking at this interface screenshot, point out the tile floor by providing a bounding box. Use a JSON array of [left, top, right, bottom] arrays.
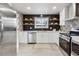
[[18, 43, 67, 56], [0, 43, 16, 56]]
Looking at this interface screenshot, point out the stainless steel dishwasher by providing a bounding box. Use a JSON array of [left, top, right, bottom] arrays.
[[27, 32, 36, 44]]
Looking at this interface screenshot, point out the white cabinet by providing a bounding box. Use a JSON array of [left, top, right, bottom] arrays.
[[36, 31, 59, 45], [18, 31, 28, 43], [36, 31, 48, 43], [60, 3, 79, 22], [65, 3, 79, 20], [60, 7, 69, 25], [68, 3, 76, 19], [18, 31, 59, 45], [48, 32, 59, 45], [53, 32, 59, 45], [36, 32, 42, 43], [48, 32, 54, 43]]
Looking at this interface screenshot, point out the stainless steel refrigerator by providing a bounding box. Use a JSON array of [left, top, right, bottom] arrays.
[[0, 21, 3, 44], [0, 17, 17, 56]]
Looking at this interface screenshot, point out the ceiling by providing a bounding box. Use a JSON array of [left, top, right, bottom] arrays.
[[9, 3, 70, 14], [0, 3, 16, 17]]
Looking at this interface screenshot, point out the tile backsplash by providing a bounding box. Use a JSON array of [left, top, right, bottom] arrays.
[[65, 19, 79, 31], [60, 19, 79, 32]]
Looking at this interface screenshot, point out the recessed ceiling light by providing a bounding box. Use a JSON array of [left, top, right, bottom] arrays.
[[27, 6, 31, 10], [52, 6, 56, 10]]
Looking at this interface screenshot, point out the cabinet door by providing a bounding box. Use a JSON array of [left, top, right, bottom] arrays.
[[37, 32, 49, 43], [48, 32, 54, 43], [18, 32, 27, 43], [42, 32, 48, 43], [53, 32, 59, 45], [48, 32, 59, 45], [36, 32, 42, 43]]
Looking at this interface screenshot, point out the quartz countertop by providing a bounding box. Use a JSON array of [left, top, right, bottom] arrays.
[[71, 36, 79, 45]]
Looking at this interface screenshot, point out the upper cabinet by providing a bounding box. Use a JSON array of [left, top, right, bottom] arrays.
[[60, 7, 68, 25], [68, 3, 76, 19], [60, 6, 69, 25], [66, 3, 79, 20], [60, 3, 79, 25]]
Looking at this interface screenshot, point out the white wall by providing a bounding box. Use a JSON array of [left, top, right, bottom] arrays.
[[16, 13, 26, 44], [16, 13, 23, 31]]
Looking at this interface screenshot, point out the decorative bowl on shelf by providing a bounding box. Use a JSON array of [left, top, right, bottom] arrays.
[[51, 23, 54, 25], [25, 18, 28, 20], [54, 23, 58, 25], [53, 18, 58, 20], [29, 18, 33, 20]]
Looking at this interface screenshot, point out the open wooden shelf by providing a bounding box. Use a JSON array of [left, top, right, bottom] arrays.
[[23, 20, 34, 22], [23, 24, 34, 25], [22, 15, 60, 31]]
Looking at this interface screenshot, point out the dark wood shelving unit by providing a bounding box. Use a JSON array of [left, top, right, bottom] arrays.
[[22, 15, 60, 31], [49, 15, 60, 31], [23, 15, 34, 31]]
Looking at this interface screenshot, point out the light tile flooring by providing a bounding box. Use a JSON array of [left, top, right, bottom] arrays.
[[0, 43, 16, 56], [18, 43, 66, 56]]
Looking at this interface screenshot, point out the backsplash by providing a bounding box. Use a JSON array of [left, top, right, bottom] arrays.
[[60, 19, 79, 32], [65, 19, 79, 31]]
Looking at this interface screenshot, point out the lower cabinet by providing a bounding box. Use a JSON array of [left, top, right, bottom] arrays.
[[36, 31, 59, 45], [18, 31, 59, 45], [36, 32, 49, 43]]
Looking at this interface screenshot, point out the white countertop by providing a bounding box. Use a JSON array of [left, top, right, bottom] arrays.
[[24, 31, 59, 32], [71, 36, 79, 45]]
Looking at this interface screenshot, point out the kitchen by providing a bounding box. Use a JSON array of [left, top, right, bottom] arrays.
[[0, 3, 79, 56]]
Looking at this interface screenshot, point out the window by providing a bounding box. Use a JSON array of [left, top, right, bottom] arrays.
[[35, 17, 49, 28]]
